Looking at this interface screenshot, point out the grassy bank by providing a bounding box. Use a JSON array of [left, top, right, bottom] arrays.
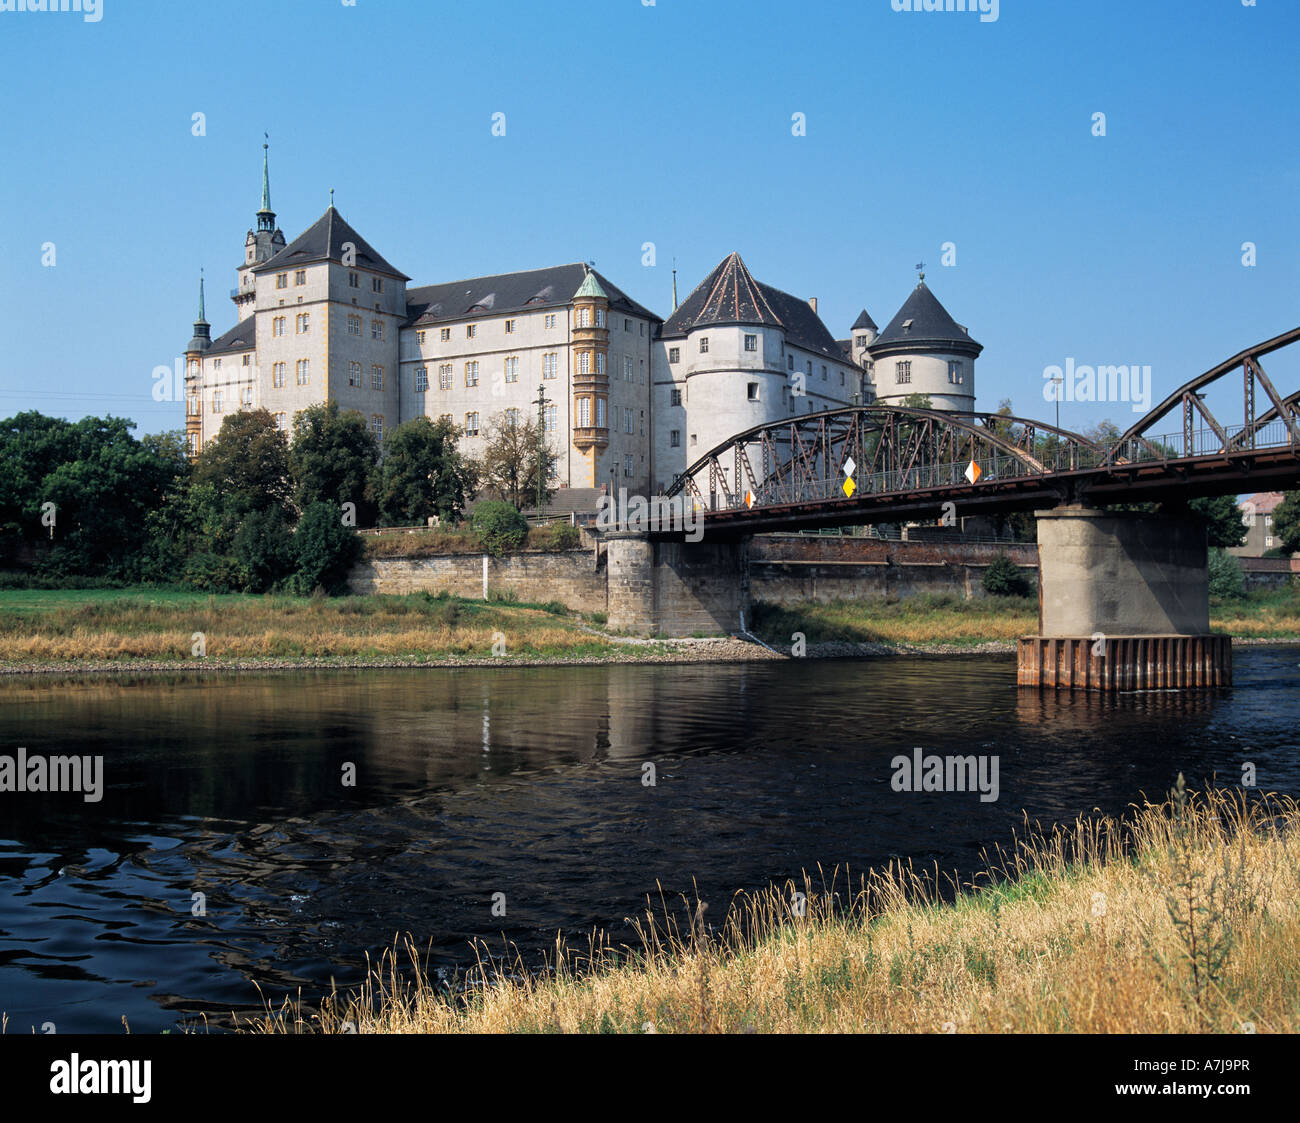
[[0, 588, 619, 665], [255, 784, 1300, 1033], [751, 588, 1300, 649]]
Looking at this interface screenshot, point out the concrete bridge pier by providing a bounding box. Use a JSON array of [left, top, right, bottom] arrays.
[[1018, 506, 1231, 690], [606, 534, 749, 637]]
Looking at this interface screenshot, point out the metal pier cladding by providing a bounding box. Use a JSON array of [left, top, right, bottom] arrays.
[[640, 327, 1300, 689]]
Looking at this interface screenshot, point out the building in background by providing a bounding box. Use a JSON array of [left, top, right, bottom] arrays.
[[867, 276, 981, 412], [1231, 492, 1288, 557]]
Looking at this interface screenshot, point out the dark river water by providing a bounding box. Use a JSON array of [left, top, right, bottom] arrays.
[[1, 648, 1298, 1033]]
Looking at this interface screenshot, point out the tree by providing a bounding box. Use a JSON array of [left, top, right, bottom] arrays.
[[289, 400, 380, 524], [1273, 492, 1300, 556], [1207, 548, 1245, 599], [233, 506, 296, 592], [899, 393, 933, 410], [982, 552, 1031, 597], [192, 409, 292, 548], [477, 411, 555, 511], [292, 501, 362, 595], [377, 416, 476, 526], [472, 499, 529, 557], [1187, 495, 1246, 549]]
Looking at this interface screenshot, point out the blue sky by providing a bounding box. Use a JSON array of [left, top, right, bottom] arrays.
[[1, 0, 1297, 439]]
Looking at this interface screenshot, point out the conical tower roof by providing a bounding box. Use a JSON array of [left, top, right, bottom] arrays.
[[869, 281, 981, 356]]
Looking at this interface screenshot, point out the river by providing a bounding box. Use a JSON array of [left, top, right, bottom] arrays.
[[1, 648, 1297, 1032]]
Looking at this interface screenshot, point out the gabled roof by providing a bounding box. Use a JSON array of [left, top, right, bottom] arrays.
[[660, 252, 846, 360], [1241, 492, 1285, 514], [206, 320, 256, 355], [869, 281, 981, 356], [852, 308, 878, 332], [253, 206, 409, 280], [404, 263, 659, 326]]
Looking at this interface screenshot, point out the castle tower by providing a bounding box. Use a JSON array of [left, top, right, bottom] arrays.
[[571, 266, 611, 487], [233, 142, 285, 322], [867, 277, 981, 412], [184, 274, 210, 458]]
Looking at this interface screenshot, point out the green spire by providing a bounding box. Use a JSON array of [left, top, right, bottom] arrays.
[[197, 271, 206, 323], [574, 265, 608, 300], [260, 141, 271, 213]]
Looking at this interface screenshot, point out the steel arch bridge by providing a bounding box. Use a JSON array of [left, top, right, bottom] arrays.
[[662, 326, 1300, 536]]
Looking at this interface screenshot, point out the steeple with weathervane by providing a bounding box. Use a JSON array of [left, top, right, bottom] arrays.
[[234, 137, 285, 322]]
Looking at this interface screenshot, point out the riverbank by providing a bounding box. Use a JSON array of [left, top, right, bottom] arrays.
[[0, 587, 1296, 675], [255, 784, 1300, 1033]]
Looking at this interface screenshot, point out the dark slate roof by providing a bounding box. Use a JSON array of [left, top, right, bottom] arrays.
[[835, 339, 856, 362], [660, 252, 845, 361], [852, 308, 878, 331], [869, 282, 982, 356], [206, 320, 256, 355], [253, 206, 409, 280], [405, 263, 659, 326]]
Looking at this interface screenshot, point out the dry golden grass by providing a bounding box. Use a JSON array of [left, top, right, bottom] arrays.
[[253, 785, 1300, 1034], [0, 592, 611, 663], [753, 595, 1037, 647]]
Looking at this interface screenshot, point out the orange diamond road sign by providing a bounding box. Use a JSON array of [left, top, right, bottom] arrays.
[[745, 490, 756, 508], [965, 460, 982, 484], [842, 476, 857, 498]]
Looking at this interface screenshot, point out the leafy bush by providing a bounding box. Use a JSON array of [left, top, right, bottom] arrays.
[[1208, 547, 1246, 600], [181, 552, 244, 593], [542, 523, 581, 551], [472, 501, 529, 557], [539, 600, 568, 615], [982, 553, 1031, 597], [291, 502, 363, 596], [232, 507, 295, 593]]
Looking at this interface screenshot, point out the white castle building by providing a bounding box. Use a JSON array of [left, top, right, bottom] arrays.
[[184, 150, 982, 504]]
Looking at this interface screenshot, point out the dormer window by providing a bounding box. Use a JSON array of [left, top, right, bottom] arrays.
[[901, 318, 913, 333]]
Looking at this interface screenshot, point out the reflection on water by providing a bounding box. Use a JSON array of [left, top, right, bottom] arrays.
[[1, 648, 1297, 1031]]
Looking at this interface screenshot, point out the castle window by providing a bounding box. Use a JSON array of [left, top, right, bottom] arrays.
[[370, 415, 384, 440], [466, 324, 477, 339], [273, 362, 286, 388], [545, 314, 557, 329], [439, 364, 453, 390], [505, 408, 520, 427], [669, 347, 680, 364], [371, 365, 384, 391], [670, 388, 682, 407], [625, 318, 631, 331], [504, 319, 516, 334], [840, 371, 845, 386], [748, 383, 760, 401], [855, 335, 867, 348], [273, 316, 286, 337], [544, 403, 557, 431], [440, 328, 451, 341], [670, 430, 680, 448], [275, 273, 287, 289], [274, 413, 287, 433], [543, 353, 558, 379], [371, 320, 384, 341], [822, 365, 828, 380], [624, 454, 634, 477], [579, 352, 590, 376], [372, 277, 384, 293], [187, 432, 199, 456], [576, 398, 590, 427], [595, 309, 605, 328], [417, 330, 426, 344], [596, 398, 606, 428], [296, 359, 310, 386], [745, 334, 758, 352], [504, 356, 519, 383], [806, 360, 813, 375], [624, 355, 633, 381], [347, 314, 361, 336], [240, 386, 253, 407], [186, 395, 199, 416], [575, 308, 591, 329], [465, 361, 479, 387], [596, 353, 606, 376], [699, 337, 709, 354], [349, 362, 362, 388], [787, 354, 794, 371], [348, 272, 360, 289], [896, 361, 912, 384], [465, 412, 480, 436], [690, 433, 697, 446], [624, 408, 633, 434], [296, 313, 310, 334], [212, 390, 224, 413], [294, 270, 306, 286], [948, 361, 964, 385], [242, 354, 251, 366]]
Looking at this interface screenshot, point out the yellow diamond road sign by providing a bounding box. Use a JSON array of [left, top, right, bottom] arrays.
[[842, 476, 856, 498], [965, 460, 982, 485]]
